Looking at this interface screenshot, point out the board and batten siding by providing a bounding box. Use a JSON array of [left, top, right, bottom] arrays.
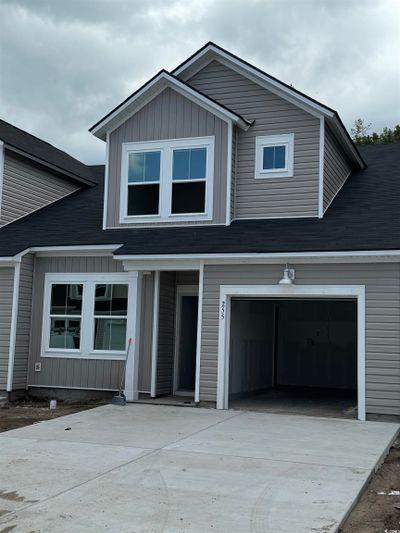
[[13, 254, 34, 389], [200, 263, 400, 416], [323, 124, 352, 211], [107, 87, 228, 228], [0, 152, 79, 227], [187, 60, 321, 219], [0, 267, 14, 390], [28, 256, 126, 390]]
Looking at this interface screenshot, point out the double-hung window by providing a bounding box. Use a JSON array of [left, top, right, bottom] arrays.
[[42, 274, 130, 360], [121, 136, 214, 223], [255, 134, 294, 179]]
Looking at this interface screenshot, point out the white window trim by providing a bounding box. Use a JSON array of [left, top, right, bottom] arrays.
[[119, 136, 214, 224], [41, 273, 132, 360], [255, 133, 294, 179]]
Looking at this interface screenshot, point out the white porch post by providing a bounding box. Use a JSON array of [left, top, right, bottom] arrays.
[[124, 271, 142, 401], [150, 270, 160, 398], [194, 262, 204, 403]]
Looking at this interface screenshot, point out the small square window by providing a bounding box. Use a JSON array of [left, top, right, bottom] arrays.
[[263, 145, 286, 170], [255, 134, 294, 179]]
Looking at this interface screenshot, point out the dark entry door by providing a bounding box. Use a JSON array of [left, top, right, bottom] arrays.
[[177, 295, 198, 392]]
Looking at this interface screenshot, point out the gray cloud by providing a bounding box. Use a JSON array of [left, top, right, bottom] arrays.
[[0, 0, 399, 164]]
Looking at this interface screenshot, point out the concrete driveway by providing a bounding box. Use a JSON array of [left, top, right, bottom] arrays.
[[0, 404, 398, 533]]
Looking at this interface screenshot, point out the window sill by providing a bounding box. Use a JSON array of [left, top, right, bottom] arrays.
[[41, 352, 126, 361], [255, 171, 293, 179], [120, 213, 212, 224]]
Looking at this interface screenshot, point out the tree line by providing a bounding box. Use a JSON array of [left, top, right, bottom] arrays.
[[351, 119, 400, 144]]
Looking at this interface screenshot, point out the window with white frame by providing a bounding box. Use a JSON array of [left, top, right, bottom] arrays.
[[120, 136, 214, 223], [255, 134, 294, 179], [42, 275, 130, 359]]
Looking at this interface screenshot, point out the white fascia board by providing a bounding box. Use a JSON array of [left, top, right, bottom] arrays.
[[174, 44, 332, 119], [18, 244, 122, 258], [175, 45, 363, 167], [116, 250, 400, 266], [92, 71, 249, 140]]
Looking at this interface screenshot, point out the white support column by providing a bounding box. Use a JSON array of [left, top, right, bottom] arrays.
[[7, 259, 21, 392], [124, 271, 142, 401], [150, 270, 160, 398], [194, 262, 204, 403]]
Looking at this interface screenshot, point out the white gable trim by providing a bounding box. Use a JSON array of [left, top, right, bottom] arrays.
[[174, 44, 365, 168], [91, 71, 250, 140]]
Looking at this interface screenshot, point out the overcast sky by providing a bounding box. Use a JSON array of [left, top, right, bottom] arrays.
[[1, 0, 399, 165]]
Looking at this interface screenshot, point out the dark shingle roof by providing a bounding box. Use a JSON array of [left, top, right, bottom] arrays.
[[0, 143, 398, 258], [0, 119, 98, 186]]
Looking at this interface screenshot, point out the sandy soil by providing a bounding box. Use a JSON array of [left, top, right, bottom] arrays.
[[0, 400, 105, 433], [340, 437, 400, 533]]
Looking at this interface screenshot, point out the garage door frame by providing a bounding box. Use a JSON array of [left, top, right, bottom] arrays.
[[217, 284, 366, 421]]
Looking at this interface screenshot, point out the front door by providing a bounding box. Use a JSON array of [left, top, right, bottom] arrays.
[[174, 287, 198, 395]]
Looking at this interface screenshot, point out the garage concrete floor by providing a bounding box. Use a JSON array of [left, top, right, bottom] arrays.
[[230, 387, 358, 418], [0, 404, 398, 533]]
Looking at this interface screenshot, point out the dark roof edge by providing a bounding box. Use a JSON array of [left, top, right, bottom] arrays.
[[4, 144, 97, 187], [89, 69, 251, 135], [172, 41, 366, 168]]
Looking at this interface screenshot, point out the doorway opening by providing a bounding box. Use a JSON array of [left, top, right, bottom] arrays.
[[227, 298, 358, 418], [173, 286, 198, 397]]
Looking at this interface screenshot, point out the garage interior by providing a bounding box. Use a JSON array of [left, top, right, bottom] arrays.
[[228, 298, 358, 418]]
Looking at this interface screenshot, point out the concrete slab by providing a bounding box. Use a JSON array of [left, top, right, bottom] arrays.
[[0, 404, 398, 533], [1, 404, 236, 449], [166, 411, 398, 469]]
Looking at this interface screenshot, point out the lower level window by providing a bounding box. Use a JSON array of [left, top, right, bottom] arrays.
[[43, 276, 130, 359], [93, 284, 128, 351]]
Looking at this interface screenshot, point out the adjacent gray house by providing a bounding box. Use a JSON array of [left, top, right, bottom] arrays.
[[0, 42, 399, 421]]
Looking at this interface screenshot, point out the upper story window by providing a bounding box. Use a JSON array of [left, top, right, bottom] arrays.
[[121, 137, 214, 224], [255, 134, 294, 179]]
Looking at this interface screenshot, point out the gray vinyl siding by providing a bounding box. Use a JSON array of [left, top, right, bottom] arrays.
[[138, 272, 154, 393], [323, 124, 352, 211], [28, 256, 125, 390], [156, 272, 176, 394], [187, 60, 320, 219], [107, 87, 228, 228], [0, 152, 79, 227], [13, 254, 34, 389], [0, 267, 14, 390], [200, 263, 400, 416]]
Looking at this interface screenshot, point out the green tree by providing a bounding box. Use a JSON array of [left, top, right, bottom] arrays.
[[351, 119, 400, 144]]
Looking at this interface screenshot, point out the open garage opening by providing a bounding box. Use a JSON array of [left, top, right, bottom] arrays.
[[228, 298, 358, 418]]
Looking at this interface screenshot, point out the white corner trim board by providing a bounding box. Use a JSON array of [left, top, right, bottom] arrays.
[[7, 259, 21, 391], [0, 140, 4, 222], [216, 284, 366, 421], [318, 117, 325, 218], [150, 270, 160, 398]]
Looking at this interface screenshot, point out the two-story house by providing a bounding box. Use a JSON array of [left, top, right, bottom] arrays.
[[0, 43, 399, 421]]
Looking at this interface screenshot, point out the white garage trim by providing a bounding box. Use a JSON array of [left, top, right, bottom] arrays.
[[217, 284, 366, 421]]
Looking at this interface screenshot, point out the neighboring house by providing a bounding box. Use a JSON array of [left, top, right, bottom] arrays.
[[0, 42, 399, 421]]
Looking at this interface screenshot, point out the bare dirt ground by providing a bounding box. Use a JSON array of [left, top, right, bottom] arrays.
[[340, 437, 400, 533], [0, 402, 398, 531], [0, 399, 105, 433]]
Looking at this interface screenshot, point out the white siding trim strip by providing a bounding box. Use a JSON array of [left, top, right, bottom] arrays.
[[195, 261, 204, 403], [225, 122, 233, 226], [150, 270, 160, 397], [318, 117, 325, 218], [217, 284, 366, 421], [6, 260, 21, 391], [103, 132, 110, 229], [0, 141, 4, 221]]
